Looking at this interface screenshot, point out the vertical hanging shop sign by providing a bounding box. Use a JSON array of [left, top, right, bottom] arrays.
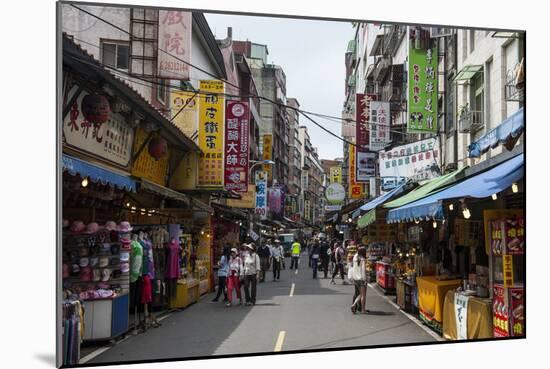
[[224, 101, 250, 192], [348, 144, 364, 199], [369, 101, 391, 151], [356, 150, 376, 182], [408, 40, 438, 133], [330, 166, 342, 184], [170, 90, 198, 138], [158, 10, 192, 80], [262, 135, 273, 181], [198, 80, 225, 188], [254, 171, 268, 220], [356, 93, 377, 150]]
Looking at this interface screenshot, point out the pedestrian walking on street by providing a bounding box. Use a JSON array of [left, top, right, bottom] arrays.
[[226, 248, 244, 307], [290, 239, 301, 269], [243, 243, 261, 306], [258, 239, 272, 283], [271, 239, 284, 281], [311, 241, 320, 279], [350, 247, 369, 314], [331, 242, 346, 284], [211, 245, 230, 303], [319, 237, 330, 279], [308, 240, 313, 267]]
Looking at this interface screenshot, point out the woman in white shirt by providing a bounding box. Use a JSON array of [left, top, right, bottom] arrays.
[[350, 247, 369, 314], [226, 248, 244, 307], [243, 243, 261, 305]]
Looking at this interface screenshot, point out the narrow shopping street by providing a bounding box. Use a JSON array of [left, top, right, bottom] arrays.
[[83, 254, 436, 364]]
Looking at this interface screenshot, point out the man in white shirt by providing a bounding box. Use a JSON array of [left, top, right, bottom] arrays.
[[243, 243, 261, 305], [271, 240, 284, 281]]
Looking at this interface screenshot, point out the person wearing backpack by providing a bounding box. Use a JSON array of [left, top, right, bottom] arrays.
[[331, 242, 346, 284]]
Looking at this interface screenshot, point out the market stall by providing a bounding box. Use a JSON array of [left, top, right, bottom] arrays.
[[416, 276, 462, 333], [442, 290, 493, 340]]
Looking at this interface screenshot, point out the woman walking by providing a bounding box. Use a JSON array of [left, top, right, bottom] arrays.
[[212, 245, 230, 302], [226, 248, 244, 307], [350, 247, 369, 314], [243, 243, 261, 305]]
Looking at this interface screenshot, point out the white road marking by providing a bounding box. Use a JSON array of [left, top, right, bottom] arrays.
[[157, 313, 171, 322], [78, 345, 114, 364], [289, 283, 295, 297], [295, 269, 298, 275], [274, 330, 286, 352], [367, 283, 444, 342]]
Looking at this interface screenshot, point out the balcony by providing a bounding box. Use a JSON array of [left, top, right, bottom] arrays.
[[382, 25, 406, 56], [458, 107, 484, 133], [373, 56, 391, 83], [505, 63, 525, 102]]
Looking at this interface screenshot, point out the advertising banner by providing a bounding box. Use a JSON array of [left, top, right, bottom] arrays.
[[268, 187, 285, 219], [227, 184, 256, 209], [356, 93, 377, 150], [254, 171, 268, 219], [304, 199, 311, 221], [454, 293, 470, 340], [509, 288, 524, 336], [131, 126, 169, 185], [369, 101, 391, 151], [329, 166, 342, 184], [158, 10, 192, 80], [408, 41, 438, 133], [262, 135, 273, 181], [492, 284, 509, 337], [224, 101, 250, 192], [348, 144, 364, 199], [198, 80, 225, 188], [503, 255, 514, 288], [379, 137, 440, 189], [170, 90, 198, 138], [356, 151, 376, 182], [63, 87, 134, 168]]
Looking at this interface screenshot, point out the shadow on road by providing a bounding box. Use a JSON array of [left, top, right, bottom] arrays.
[[364, 310, 396, 316]]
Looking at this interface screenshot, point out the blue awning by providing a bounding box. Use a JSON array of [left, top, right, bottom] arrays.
[[360, 184, 406, 212], [351, 208, 362, 219], [468, 108, 524, 158], [62, 154, 136, 192], [387, 153, 524, 223]]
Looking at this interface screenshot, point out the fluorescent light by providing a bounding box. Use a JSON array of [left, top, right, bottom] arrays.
[[448, 203, 454, 211], [512, 183, 519, 193], [81, 177, 89, 188], [433, 221, 437, 228], [462, 207, 471, 219], [492, 193, 498, 200]]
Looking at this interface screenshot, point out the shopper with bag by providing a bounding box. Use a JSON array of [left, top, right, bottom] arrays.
[[350, 247, 369, 314], [226, 248, 244, 307], [243, 243, 261, 305]]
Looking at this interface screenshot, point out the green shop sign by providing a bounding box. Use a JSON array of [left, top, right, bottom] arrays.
[[358, 209, 376, 229], [408, 43, 438, 133]]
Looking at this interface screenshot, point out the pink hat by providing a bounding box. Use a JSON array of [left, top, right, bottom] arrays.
[[120, 262, 130, 273], [84, 222, 100, 234], [104, 221, 117, 231], [117, 221, 133, 233], [80, 267, 92, 282], [70, 220, 86, 233]]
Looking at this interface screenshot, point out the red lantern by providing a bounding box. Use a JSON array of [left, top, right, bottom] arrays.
[[148, 136, 168, 160], [81, 94, 111, 123]]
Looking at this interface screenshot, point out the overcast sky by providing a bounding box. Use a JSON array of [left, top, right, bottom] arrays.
[[205, 12, 355, 161]]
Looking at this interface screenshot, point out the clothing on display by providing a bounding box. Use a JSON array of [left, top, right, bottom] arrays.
[[130, 240, 143, 283]]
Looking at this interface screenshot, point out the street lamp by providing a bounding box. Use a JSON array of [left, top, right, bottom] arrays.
[[249, 159, 275, 183]]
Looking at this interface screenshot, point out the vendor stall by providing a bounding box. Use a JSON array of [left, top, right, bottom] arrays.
[[416, 276, 462, 333], [442, 290, 493, 340]]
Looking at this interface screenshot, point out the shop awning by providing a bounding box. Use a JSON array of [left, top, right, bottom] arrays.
[[357, 209, 376, 229], [468, 108, 524, 158], [351, 208, 362, 219], [384, 167, 466, 209], [191, 198, 214, 214], [387, 153, 524, 223], [360, 184, 406, 212], [139, 179, 190, 205], [62, 154, 136, 192]]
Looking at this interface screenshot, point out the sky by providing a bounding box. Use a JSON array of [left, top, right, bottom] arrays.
[[205, 12, 355, 161]]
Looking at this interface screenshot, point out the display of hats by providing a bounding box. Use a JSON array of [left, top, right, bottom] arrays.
[[101, 268, 112, 282], [92, 269, 101, 282], [79, 257, 90, 267], [110, 244, 120, 255], [84, 222, 100, 234], [109, 230, 119, 243], [70, 220, 86, 233], [120, 251, 130, 262], [87, 235, 97, 247], [97, 230, 107, 243], [120, 239, 131, 251], [120, 262, 130, 273], [90, 257, 99, 267], [79, 247, 89, 257], [101, 243, 112, 253], [99, 256, 110, 267], [71, 264, 80, 276], [104, 221, 117, 231], [63, 263, 69, 279], [117, 221, 133, 233], [109, 256, 120, 266], [112, 269, 122, 279], [70, 249, 79, 261], [90, 243, 100, 255], [97, 282, 110, 290], [63, 219, 70, 228], [80, 266, 92, 282]]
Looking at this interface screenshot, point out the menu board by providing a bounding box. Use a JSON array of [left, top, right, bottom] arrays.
[[504, 217, 525, 255], [509, 287, 525, 337], [492, 284, 509, 337]]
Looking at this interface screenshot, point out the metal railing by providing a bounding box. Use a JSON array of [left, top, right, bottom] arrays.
[[458, 109, 484, 133]]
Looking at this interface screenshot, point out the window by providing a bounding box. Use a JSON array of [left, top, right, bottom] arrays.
[[470, 72, 484, 127], [469, 30, 475, 53], [157, 79, 167, 104], [101, 41, 130, 70]]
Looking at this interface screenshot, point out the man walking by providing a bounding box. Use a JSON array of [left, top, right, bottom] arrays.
[[271, 239, 284, 281], [257, 239, 272, 283], [243, 243, 260, 306], [319, 237, 330, 279], [290, 239, 301, 270], [331, 241, 346, 284], [311, 241, 320, 279]]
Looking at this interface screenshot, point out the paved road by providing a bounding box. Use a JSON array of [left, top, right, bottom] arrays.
[[86, 254, 436, 364]]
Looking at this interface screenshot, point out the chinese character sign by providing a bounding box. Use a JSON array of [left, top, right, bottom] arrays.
[[329, 166, 342, 184], [348, 144, 364, 199], [158, 10, 192, 80], [369, 101, 391, 151], [170, 90, 198, 138], [224, 101, 250, 192], [356, 93, 377, 150], [132, 126, 169, 185], [255, 171, 268, 220], [63, 86, 134, 167], [198, 80, 225, 188], [408, 41, 438, 133], [262, 135, 273, 181]]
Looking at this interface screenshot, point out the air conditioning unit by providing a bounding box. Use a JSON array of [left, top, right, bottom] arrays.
[[430, 27, 453, 38]]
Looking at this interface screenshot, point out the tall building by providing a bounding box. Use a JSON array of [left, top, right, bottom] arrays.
[[286, 98, 303, 221]]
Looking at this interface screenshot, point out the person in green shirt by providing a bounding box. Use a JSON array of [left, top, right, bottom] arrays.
[[290, 241, 301, 270]]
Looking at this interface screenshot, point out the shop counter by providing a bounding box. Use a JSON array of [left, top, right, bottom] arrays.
[[416, 276, 461, 333], [442, 290, 493, 340], [396, 278, 417, 314], [82, 293, 129, 341], [168, 279, 200, 309]]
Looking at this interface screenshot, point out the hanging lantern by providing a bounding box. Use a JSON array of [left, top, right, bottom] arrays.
[[148, 136, 168, 160], [81, 94, 111, 123]]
